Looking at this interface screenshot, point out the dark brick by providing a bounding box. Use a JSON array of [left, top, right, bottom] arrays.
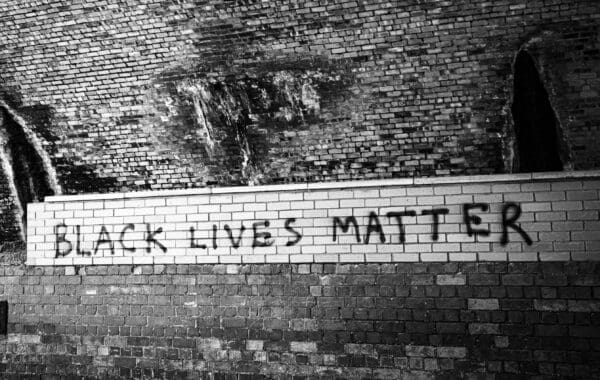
[[469, 274, 500, 286]]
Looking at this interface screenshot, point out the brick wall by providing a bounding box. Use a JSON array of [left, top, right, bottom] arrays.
[[12, 172, 600, 378], [0, 262, 599, 378], [0, 0, 599, 194], [27, 172, 600, 266]]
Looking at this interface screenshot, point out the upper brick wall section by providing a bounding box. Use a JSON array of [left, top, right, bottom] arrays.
[[0, 0, 599, 193]]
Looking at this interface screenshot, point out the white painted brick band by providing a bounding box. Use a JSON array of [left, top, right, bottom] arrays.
[[26, 171, 600, 265]]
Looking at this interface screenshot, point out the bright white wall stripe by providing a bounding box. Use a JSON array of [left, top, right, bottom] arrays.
[[27, 171, 600, 265]]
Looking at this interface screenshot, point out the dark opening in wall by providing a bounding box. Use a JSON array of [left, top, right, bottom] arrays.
[[0, 301, 7, 335], [511, 50, 563, 172]]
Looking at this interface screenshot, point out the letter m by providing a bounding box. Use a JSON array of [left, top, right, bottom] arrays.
[[332, 216, 361, 243]]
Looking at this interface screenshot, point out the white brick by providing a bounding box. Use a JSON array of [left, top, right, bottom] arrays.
[[92, 257, 114, 265], [449, 253, 478, 261], [176, 205, 198, 214], [432, 243, 461, 252], [265, 254, 289, 263], [314, 254, 339, 262], [267, 202, 290, 211], [328, 190, 353, 199], [339, 254, 364, 263], [365, 253, 391, 262], [290, 254, 314, 263], [340, 199, 365, 207], [64, 202, 84, 210], [188, 196, 210, 205], [143, 215, 164, 224], [145, 198, 166, 206], [404, 244, 432, 253], [242, 255, 265, 264], [406, 187, 433, 196], [174, 256, 197, 264], [325, 245, 351, 254], [304, 191, 329, 200], [350, 244, 377, 253], [114, 208, 135, 217], [166, 214, 187, 222], [462, 184, 493, 194], [196, 255, 219, 264], [166, 197, 188, 206], [55, 210, 74, 218], [365, 198, 391, 207], [113, 256, 133, 265], [84, 201, 104, 209], [46, 203, 64, 211], [390, 196, 417, 206], [132, 256, 153, 264], [504, 192, 534, 202], [279, 192, 303, 201], [134, 207, 155, 216], [33, 258, 54, 266], [54, 257, 73, 266], [420, 253, 447, 262], [353, 189, 379, 198], [154, 256, 175, 264], [327, 208, 355, 217], [303, 209, 328, 218], [433, 185, 463, 195], [444, 195, 473, 204], [255, 211, 278, 219], [256, 193, 278, 202], [417, 196, 444, 205], [94, 209, 113, 217], [105, 200, 125, 209], [315, 200, 338, 209], [221, 204, 243, 212]]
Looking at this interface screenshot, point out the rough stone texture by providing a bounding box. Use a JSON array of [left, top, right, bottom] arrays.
[[0, 263, 598, 379], [0, 0, 599, 195]]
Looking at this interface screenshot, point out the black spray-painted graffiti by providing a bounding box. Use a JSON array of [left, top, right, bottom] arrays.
[[54, 202, 532, 257]]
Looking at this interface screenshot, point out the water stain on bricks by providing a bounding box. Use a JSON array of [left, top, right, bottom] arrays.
[[150, 56, 358, 185]]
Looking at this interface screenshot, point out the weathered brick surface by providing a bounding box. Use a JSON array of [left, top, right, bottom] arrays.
[[0, 262, 598, 378], [0, 0, 598, 197]]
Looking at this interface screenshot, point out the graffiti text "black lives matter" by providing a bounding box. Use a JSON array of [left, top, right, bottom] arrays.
[[54, 202, 532, 257]]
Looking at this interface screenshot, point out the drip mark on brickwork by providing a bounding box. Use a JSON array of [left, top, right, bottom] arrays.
[[0, 101, 62, 237]]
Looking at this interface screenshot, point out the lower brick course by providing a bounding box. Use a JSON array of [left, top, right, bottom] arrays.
[[0, 262, 598, 378]]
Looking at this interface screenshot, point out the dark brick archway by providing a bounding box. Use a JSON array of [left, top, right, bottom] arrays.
[[511, 50, 563, 173]]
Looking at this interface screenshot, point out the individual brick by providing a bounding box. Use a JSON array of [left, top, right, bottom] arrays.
[[468, 298, 499, 310]]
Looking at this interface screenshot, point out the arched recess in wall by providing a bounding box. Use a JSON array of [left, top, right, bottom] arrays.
[[510, 50, 564, 172], [0, 103, 59, 237]]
